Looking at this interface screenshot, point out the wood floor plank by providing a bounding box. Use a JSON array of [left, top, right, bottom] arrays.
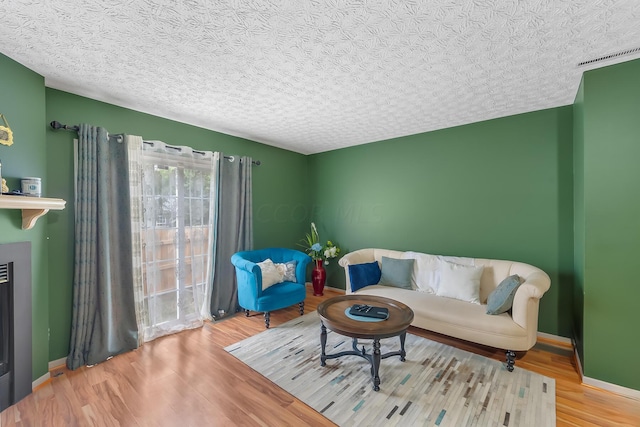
[[49, 372, 88, 425], [1, 285, 638, 426]]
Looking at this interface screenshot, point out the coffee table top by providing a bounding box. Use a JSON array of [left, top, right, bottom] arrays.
[[317, 294, 414, 340]]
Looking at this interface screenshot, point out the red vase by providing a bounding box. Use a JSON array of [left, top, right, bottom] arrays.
[[312, 259, 326, 296]]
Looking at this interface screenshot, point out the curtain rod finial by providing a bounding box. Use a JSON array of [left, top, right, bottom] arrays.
[[50, 121, 80, 132]]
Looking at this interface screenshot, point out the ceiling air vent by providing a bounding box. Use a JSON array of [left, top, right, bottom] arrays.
[[0, 263, 8, 283], [578, 47, 640, 67]]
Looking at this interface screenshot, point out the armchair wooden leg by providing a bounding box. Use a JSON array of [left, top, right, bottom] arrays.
[[245, 309, 250, 317], [264, 312, 270, 329], [506, 350, 516, 372], [299, 301, 304, 316]]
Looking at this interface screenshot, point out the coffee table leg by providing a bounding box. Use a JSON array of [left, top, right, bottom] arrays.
[[372, 339, 381, 391], [320, 322, 327, 366], [399, 331, 407, 362]]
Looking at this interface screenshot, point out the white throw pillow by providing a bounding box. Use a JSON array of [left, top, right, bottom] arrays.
[[436, 260, 484, 304], [402, 251, 440, 293], [257, 259, 284, 290], [439, 255, 475, 267]]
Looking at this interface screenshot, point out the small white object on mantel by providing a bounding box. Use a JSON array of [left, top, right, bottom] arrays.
[[0, 195, 66, 229]]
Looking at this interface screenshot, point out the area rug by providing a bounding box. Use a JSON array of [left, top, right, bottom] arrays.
[[225, 312, 556, 426]]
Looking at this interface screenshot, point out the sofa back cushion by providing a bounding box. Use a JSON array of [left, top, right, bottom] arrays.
[[474, 259, 515, 303], [371, 248, 405, 263]]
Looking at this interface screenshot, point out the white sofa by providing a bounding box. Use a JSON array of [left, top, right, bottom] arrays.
[[338, 248, 551, 369]]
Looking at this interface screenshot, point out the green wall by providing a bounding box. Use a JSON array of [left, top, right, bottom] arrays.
[[577, 59, 640, 390], [0, 53, 50, 381], [45, 88, 309, 360], [308, 107, 575, 337], [572, 78, 585, 368]]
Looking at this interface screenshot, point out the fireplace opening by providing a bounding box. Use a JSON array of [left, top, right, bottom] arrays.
[[0, 266, 10, 377], [0, 288, 9, 375], [0, 243, 31, 412], [0, 263, 12, 410]]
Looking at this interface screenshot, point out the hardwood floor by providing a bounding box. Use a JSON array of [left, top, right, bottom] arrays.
[[2, 286, 639, 426]]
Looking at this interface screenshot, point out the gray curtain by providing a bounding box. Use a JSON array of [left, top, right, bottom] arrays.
[[67, 124, 138, 370], [210, 155, 253, 318]]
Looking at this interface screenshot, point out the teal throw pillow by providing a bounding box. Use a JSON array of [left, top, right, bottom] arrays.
[[348, 261, 381, 292], [486, 274, 524, 315], [279, 260, 297, 282], [379, 256, 414, 290]]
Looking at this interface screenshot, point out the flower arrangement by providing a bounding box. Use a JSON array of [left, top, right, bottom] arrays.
[[323, 240, 341, 265], [299, 222, 341, 263]]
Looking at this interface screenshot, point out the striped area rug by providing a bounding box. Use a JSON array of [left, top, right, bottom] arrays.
[[225, 312, 556, 426]]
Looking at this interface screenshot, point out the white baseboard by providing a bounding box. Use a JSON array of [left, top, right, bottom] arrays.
[[32, 371, 50, 390], [48, 357, 66, 370], [583, 375, 640, 401], [29, 358, 67, 390], [572, 340, 640, 401], [537, 331, 572, 345]]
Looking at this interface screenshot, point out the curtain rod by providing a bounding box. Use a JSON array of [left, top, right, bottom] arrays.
[[50, 121, 261, 165]]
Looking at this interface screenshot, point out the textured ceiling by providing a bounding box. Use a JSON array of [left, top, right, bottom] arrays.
[[1, 1, 640, 154]]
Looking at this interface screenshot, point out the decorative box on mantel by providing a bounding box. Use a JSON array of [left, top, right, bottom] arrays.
[[0, 195, 66, 229]]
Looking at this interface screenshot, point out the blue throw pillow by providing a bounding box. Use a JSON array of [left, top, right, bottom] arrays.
[[486, 275, 524, 315], [379, 256, 414, 289], [277, 260, 297, 282], [348, 261, 381, 292]]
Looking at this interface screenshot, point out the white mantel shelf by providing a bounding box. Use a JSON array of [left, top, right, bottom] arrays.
[[0, 195, 66, 230]]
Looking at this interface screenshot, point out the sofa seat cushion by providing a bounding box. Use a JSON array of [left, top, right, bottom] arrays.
[[254, 282, 306, 312], [352, 285, 529, 350]]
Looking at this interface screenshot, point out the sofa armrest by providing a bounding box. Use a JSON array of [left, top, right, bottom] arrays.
[[511, 271, 551, 339]]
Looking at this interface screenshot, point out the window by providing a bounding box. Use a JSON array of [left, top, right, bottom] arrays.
[[139, 150, 216, 341]]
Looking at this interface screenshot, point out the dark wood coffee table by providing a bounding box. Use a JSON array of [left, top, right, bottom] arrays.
[[316, 294, 414, 391]]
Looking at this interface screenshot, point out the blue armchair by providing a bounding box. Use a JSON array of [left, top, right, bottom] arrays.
[[231, 248, 311, 328]]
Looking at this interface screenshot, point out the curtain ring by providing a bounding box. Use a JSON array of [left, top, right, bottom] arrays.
[[228, 156, 235, 162]]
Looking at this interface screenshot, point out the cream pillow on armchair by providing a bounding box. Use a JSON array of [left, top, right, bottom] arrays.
[[257, 259, 284, 290]]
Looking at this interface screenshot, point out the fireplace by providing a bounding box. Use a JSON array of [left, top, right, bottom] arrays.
[[0, 242, 32, 412]]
